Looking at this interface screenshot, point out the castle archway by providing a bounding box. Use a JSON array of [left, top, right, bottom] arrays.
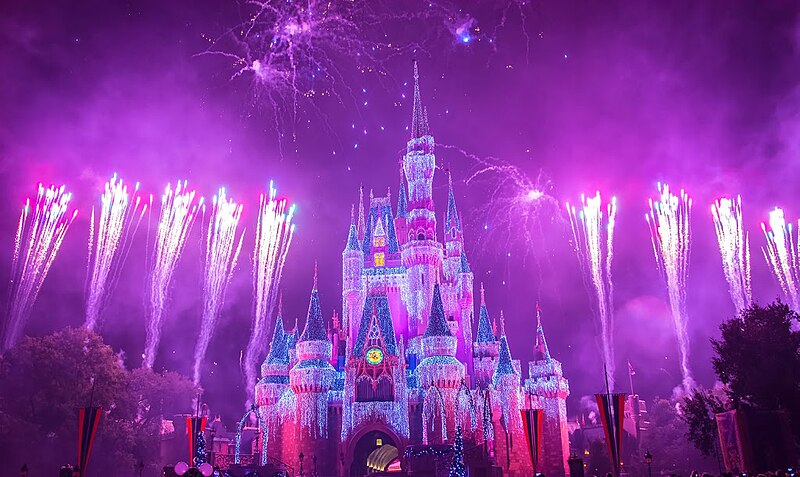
[[346, 425, 404, 477]]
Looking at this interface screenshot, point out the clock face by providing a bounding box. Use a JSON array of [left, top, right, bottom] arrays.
[[366, 347, 384, 365]]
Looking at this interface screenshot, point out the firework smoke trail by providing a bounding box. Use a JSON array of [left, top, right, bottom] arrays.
[[761, 207, 800, 312], [193, 189, 245, 385], [143, 181, 202, 369], [711, 196, 752, 314], [84, 175, 149, 331], [646, 183, 694, 391], [566, 192, 617, 389], [3, 184, 77, 351], [244, 181, 295, 404]]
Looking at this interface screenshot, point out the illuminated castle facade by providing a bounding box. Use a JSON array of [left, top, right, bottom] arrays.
[[254, 63, 571, 477]]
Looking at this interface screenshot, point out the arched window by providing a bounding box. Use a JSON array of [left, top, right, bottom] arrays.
[[417, 232, 425, 241]]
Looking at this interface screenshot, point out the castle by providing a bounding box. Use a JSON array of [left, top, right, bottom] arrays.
[[254, 63, 571, 477]]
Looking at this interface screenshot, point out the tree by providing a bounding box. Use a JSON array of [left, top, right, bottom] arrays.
[[680, 388, 725, 458], [711, 300, 800, 438], [0, 327, 197, 476], [642, 398, 715, 476], [448, 425, 465, 477]]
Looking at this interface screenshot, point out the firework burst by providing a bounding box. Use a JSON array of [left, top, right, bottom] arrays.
[[143, 181, 202, 369], [646, 183, 694, 391], [711, 196, 751, 314], [244, 181, 295, 404], [566, 192, 617, 389], [84, 174, 149, 332], [193, 188, 245, 385], [3, 184, 77, 351], [761, 207, 800, 312]]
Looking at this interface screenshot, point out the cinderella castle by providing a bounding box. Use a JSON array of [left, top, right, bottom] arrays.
[[253, 63, 571, 477]]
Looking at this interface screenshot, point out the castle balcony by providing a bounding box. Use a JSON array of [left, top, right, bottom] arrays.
[[400, 241, 443, 268]]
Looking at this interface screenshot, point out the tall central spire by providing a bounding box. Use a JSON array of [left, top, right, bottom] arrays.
[[411, 60, 429, 139]]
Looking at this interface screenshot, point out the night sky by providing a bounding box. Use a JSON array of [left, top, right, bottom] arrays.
[[1, 0, 799, 422]]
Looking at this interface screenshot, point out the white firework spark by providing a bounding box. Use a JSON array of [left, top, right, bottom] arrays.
[[761, 207, 800, 312], [3, 184, 77, 351], [711, 196, 751, 314], [143, 181, 202, 369], [85, 174, 149, 332], [566, 192, 617, 390], [646, 183, 694, 391]]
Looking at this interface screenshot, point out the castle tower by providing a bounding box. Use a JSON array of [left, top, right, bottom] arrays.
[[473, 284, 499, 389], [416, 283, 465, 444], [492, 332, 528, 475], [255, 305, 291, 462], [401, 61, 444, 341], [289, 268, 336, 469], [525, 307, 570, 477], [395, 172, 409, 249], [343, 206, 365, 341]]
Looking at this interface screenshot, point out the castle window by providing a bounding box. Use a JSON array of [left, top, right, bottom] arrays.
[[374, 253, 385, 267], [374, 236, 385, 247], [451, 228, 456, 239], [417, 232, 425, 240]]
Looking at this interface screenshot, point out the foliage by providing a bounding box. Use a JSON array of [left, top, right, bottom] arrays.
[[711, 300, 800, 438], [680, 388, 725, 457], [0, 327, 197, 476], [448, 425, 465, 477], [642, 398, 715, 475]]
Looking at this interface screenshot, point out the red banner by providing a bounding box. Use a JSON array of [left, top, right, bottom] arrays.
[[77, 406, 103, 476], [520, 408, 544, 473], [594, 393, 627, 476], [186, 416, 208, 463]]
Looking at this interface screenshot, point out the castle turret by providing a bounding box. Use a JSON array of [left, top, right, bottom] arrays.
[[525, 307, 570, 477], [473, 284, 499, 389], [395, 172, 409, 248], [416, 283, 464, 443], [343, 206, 365, 341], [256, 306, 290, 408], [401, 61, 444, 340]]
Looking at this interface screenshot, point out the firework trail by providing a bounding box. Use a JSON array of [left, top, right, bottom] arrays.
[[143, 181, 201, 369], [566, 192, 617, 389], [646, 183, 694, 391], [244, 181, 296, 404], [84, 174, 149, 332], [711, 196, 751, 314], [193, 188, 245, 385], [761, 207, 800, 312], [3, 184, 77, 351]]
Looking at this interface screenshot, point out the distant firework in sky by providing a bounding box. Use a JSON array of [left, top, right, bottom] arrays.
[[566, 192, 617, 390], [194, 188, 245, 385], [84, 174, 149, 332], [646, 183, 694, 392], [3, 184, 77, 351], [143, 181, 202, 369], [711, 196, 751, 314], [761, 207, 800, 312], [244, 181, 296, 405]]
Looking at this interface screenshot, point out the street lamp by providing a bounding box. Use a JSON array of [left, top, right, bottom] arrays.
[[644, 450, 653, 477]]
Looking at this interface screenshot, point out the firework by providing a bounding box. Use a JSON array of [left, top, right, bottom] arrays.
[[711, 196, 751, 314], [84, 174, 149, 331], [193, 188, 245, 385], [566, 192, 617, 389], [3, 184, 77, 351], [646, 183, 694, 391], [761, 207, 800, 312], [143, 181, 201, 369], [244, 181, 296, 404]]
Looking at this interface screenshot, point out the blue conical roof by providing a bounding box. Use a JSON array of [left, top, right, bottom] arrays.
[[458, 251, 471, 274], [396, 178, 408, 219], [300, 288, 328, 342], [446, 174, 462, 234], [476, 305, 494, 343], [495, 336, 516, 376], [424, 284, 452, 337], [353, 295, 397, 356], [345, 223, 360, 251], [266, 315, 289, 365]]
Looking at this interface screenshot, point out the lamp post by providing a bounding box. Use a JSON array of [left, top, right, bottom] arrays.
[[644, 450, 653, 477]]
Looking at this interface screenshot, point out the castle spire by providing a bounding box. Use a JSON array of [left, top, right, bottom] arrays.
[[357, 186, 366, 241], [533, 304, 551, 362], [411, 60, 429, 139], [345, 205, 360, 251], [424, 284, 452, 337], [499, 310, 506, 337], [300, 266, 327, 342], [266, 310, 289, 365], [396, 171, 408, 219], [446, 170, 462, 234], [476, 283, 495, 343], [480, 282, 486, 306], [494, 335, 517, 377]]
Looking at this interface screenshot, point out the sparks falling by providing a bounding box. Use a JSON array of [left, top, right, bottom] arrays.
[[711, 196, 751, 314], [143, 181, 201, 369], [566, 192, 617, 390], [3, 184, 77, 351], [761, 207, 800, 312], [244, 181, 296, 404], [84, 174, 149, 332], [193, 188, 245, 385], [646, 183, 694, 391]]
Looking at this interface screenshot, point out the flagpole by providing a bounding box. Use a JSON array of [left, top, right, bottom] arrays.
[[628, 361, 635, 397], [603, 363, 618, 477]]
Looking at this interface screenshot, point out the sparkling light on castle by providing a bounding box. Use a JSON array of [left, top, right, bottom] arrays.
[[254, 63, 571, 477]]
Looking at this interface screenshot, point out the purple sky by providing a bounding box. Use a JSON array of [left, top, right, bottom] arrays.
[[1, 0, 799, 421]]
